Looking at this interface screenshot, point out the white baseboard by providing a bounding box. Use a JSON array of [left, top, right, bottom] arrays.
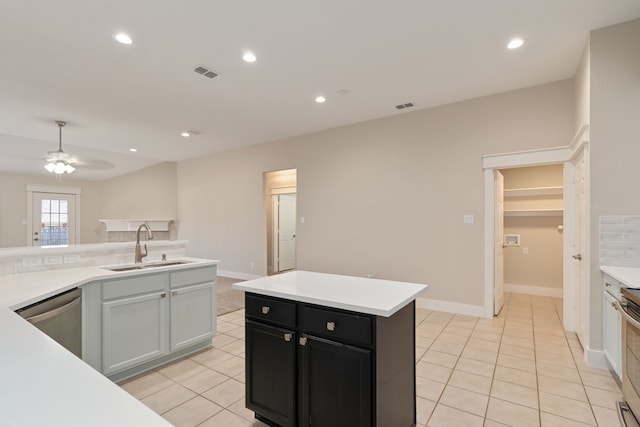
[[504, 283, 563, 298], [584, 347, 610, 370], [218, 270, 262, 281], [416, 297, 487, 318]]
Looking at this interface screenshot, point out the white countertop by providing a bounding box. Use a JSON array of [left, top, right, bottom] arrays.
[[0, 257, 218, 427], [601, 265, 640, 288], [233, 270, 428, 317], [0, 257, 218, 310]]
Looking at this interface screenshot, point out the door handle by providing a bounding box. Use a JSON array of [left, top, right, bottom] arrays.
[[572, 254, 582, 261]]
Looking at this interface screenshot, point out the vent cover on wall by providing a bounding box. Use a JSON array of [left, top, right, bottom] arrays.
[[395, 102, 415, 110], [194, 65, 218, 79]]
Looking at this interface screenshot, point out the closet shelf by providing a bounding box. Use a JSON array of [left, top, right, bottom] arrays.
[[504, 209, 563, 217], [504, 186, 563, 198]]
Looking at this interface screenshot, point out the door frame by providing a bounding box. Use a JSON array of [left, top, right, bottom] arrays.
[[482, 125, 589, 332], [26, 184, 82, 246]]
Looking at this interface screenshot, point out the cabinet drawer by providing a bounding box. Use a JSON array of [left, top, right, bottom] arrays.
[[604, 274, 623, 300], [170, 266, 217, 288], [102, 273, 167, 300], [301, 305, 372, 347], [246, 294, 296, 328]]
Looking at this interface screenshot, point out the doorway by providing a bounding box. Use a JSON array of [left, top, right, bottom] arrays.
[[483, 126, 589, 340], [26, 184, 81, 247], [497, 164, 565, 321], [265, 169, 297, 275]]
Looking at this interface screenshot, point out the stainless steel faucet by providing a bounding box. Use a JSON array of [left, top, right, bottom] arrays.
[[134, 224, 153, 263]]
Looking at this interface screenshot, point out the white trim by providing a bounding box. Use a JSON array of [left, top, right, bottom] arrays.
[[217, 270, 262, 281], [483, 169, 495, 318], [584, 348, 609, 370], [504, 283, 563, 298], [416, 297, 487, 318], [482, 146, 572, 170], [26, 184, 82, 195]]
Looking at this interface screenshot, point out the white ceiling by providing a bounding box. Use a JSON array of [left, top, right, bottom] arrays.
[[1, 1, 639, 181]]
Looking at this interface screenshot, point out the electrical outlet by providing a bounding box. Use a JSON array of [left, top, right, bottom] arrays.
[[21, 257, 42, 267], [64, 255, 82, 264], [522, 247, 529, 255], [250, 261, 255, 269], [44, 256, 63, 265]]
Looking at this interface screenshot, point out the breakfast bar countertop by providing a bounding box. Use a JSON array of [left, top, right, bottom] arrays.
[[0, 257, 219, 427]]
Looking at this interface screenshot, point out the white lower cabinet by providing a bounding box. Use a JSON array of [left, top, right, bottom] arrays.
[[90, 265, 217, 378], [102, 290, 169, 375], [170, 282, 216, 351], [603, 274, 622, 379]]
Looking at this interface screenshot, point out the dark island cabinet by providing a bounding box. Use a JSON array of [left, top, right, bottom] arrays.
[[245, 292, 416, 427]]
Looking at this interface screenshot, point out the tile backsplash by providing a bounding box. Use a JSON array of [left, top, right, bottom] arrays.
[[600, 216, 640, 267]]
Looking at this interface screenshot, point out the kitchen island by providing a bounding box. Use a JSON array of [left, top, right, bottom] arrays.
[[233, 271, 428, 427]]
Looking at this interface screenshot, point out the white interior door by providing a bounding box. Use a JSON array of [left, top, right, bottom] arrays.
[[31, 192, 76, 247], [573, 150, 587, 345], [276, 194, 296, 272], [494, 171, 505, 315]]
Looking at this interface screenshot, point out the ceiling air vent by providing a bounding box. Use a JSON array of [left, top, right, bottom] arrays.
[[194, 65, 218, 79], [395, 102, 415, 110]]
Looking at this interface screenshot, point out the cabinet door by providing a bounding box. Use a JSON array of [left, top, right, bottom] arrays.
[[299, 335, 371, 427], [246, 320, 296, 427], [170, 282, 216, 351], [603, 291, 622, 378], [102, 291, 169, 375]]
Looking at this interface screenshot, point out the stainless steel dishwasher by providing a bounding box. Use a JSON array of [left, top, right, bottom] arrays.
[[16, 287, 82, 358]]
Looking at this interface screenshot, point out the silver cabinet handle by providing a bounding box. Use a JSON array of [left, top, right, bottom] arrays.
[[284, 333, 292, 342], [161, 292, 167, 298], [261, 306, 270, 315], [299, 336, 307, 346], [172, 290, 177, 296], [605, 282, 611, 287], [326, 321, 335, 331]]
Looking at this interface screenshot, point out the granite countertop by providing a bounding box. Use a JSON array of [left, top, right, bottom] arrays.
[[0, 257, 218, 427], [601, 265, 640, 288], [233, 270, 428, 317]]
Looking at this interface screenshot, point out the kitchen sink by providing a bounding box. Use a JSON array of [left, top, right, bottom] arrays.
[[106, 261, 190, 272]]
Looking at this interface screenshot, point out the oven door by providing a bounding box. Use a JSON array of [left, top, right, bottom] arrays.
[[616, 297, 640, 427]]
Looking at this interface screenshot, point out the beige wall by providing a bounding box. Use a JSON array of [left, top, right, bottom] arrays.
[[0, 172, 103, 247], [178, 80, 574, 307], [100, 162, 179, 239], [0, 162, 178, 248], [501, 165, 564, 290], [589, 19, 640, 348]]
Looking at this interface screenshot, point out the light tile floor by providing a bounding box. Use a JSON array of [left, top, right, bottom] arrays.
[[119, 293, 623, 426]]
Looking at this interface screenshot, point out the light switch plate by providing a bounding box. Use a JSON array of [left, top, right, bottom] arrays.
[[463, 214, 474, 224]]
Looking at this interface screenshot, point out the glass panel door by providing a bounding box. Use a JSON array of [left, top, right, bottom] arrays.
[[31, 192, 76, 247]]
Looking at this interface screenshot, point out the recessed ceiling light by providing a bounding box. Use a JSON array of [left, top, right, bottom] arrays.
[[315, 96, 326, 103], [181, 132, 191, 137], [129, 148, 137, 152], [114, 32, 133, 45], [507, 38, 524, 49], [243, 52, 257, 63]]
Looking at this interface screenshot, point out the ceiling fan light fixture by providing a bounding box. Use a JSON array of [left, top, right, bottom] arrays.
[[45, 121, 76, 175]]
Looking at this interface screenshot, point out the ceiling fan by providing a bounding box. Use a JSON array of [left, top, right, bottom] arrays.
[[44, 120, 77, 174]]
